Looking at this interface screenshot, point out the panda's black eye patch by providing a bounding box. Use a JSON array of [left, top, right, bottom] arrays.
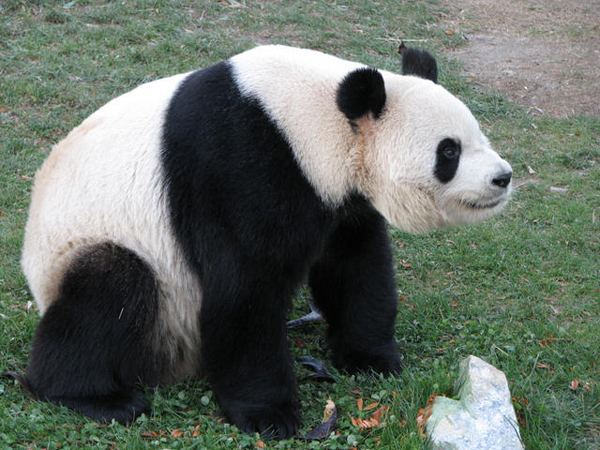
[[434, 138, 461, 183]]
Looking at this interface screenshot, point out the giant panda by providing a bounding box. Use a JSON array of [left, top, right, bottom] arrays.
[[20, 45, 512, 438]]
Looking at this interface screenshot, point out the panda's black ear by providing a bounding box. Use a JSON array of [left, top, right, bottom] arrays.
[[336, 67, 386, 120], [398, 42, 438, 84]]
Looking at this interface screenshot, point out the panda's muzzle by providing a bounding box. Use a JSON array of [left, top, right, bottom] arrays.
[[462, 170, 512, 210]]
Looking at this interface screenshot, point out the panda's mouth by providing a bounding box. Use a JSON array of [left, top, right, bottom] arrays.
[[461, 199, 502, 210]]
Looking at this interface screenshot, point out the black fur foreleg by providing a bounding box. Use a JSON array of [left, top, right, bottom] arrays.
[[309, 198, 402, 375]]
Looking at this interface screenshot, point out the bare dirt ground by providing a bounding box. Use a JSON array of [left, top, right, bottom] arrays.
[[438, 0, 600, 117]]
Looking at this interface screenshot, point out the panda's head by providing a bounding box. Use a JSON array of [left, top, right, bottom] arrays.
[[337, 67, 512, 233]]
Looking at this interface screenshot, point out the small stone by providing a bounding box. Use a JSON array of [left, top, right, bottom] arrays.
[[426, 355, 524, 450], [549, 186, 568, 193]]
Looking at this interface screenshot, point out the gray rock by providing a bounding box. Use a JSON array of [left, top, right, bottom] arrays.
[[426, 355, 524, 450]]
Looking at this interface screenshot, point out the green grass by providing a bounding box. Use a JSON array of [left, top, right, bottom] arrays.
[[1, 1, 599, 449]]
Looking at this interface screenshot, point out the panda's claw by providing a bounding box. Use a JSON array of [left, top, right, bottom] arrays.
[[221, 399, 300, 440], [40, 390, 150, 424], [331, 340, 403, 376]]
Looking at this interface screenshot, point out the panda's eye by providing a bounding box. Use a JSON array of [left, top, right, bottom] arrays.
[[440, 140, 461, 159]]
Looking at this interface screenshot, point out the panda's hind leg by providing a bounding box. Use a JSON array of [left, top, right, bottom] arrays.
[[26, 243, 161, 423]]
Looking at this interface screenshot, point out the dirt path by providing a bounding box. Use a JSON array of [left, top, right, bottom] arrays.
[[438, 0, 600, 117]]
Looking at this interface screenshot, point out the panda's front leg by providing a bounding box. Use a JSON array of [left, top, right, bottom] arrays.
[[308, 198, 402, 375], [199, 271, 300, 439]]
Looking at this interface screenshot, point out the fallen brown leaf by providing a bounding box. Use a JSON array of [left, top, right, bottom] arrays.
[[370, 406, 389, 424], [416, 394, 437, 438], [539, 337, 557, 347], [351, 405, 389, 431], [301, 398, 338, 441], [364, 402, 379, 411], [141, 431, 167, 439], [171, 429, 184, 438]]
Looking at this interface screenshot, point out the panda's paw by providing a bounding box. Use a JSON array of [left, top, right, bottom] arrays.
[[333, 344, 403, 376], [45, 390, 150, 424], [365, 352, 403, 376], [220, 398, 301, 440]]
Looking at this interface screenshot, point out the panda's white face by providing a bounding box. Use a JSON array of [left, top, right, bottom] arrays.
[[363, 77, 512, 233]]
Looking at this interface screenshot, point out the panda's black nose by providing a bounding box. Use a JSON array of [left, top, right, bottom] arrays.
[[492, 172, 512, 189]]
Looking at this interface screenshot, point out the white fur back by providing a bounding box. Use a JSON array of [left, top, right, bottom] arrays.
[[231, 45, 366, 206], [22, 73, 202, 378]]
